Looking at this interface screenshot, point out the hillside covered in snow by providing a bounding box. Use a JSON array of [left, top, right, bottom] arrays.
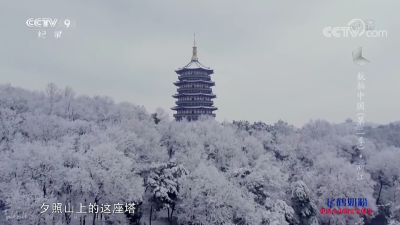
[[0, 83, 399, 225]]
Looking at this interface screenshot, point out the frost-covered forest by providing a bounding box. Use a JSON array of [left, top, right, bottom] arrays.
[[0, 83, 399, 225]]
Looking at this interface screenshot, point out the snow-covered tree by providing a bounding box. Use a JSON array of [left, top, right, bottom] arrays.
[[177, 162, 261, 225], [145, 160, 188, 224]]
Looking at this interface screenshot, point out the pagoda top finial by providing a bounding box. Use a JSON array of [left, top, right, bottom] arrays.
[[191, 33, 198, 61]]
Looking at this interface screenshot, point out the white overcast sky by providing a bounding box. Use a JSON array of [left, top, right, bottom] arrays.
[[0, 1, 399, 127]]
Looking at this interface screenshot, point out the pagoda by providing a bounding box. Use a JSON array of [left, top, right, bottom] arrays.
[[172, 35, 217, 121]]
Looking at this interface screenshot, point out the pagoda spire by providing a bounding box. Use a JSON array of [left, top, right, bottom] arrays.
[[191, 33, 198, 61]]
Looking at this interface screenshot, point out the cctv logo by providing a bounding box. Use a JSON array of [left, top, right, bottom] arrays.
[[26, 18, 58, 28], [323, 19, 365, 37]]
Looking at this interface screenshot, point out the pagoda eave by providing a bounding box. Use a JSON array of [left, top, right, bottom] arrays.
[[172, 94, 216, 98], [175, 68, 214, 73], [174, 80, 215, 86], [171, 106, 217, 110], [175, 60, 214, 73]]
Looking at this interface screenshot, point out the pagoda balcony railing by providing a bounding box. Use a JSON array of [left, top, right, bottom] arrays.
[[178, 74, 210, 80], [177, 87, 212, 92], [176, 100, 214, 105], [173, 113, 216, 118]]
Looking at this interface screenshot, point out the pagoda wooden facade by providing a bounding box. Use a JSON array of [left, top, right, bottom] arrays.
[[172, 37, 217, 121]]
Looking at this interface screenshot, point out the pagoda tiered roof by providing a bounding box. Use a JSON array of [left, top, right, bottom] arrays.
[[175, 60, 213, 73]]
